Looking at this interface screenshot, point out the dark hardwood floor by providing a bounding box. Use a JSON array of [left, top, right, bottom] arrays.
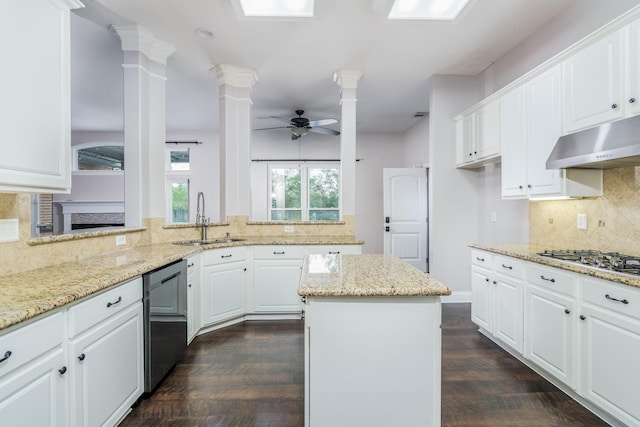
[[120, 304, 607, 427]]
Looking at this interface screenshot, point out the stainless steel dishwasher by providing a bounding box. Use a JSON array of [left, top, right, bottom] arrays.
[[142, 259, 187, 393]]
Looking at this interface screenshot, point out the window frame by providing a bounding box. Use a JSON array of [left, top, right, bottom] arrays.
[[267, 161, 340, 222], [165, 147, 192, 224]]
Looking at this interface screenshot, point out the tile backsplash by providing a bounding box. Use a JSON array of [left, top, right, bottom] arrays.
[[530, 166, 640, 254]]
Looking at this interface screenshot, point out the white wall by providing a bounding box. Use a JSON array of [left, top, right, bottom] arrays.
[[355, 133, 405, 254], [429, 75, 481, 297], [402, 117, 429, 167]]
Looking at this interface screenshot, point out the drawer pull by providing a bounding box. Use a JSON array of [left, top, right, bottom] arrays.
[[0, 351, 12, 364], [187, 262, 195, 268], [328, 251, 340, 254], [476, 257, 485, 262], [58, 366, 67, 375], [564, 308, 571, 314], [106, 296, 122, 308], [540, 275, 555, 283], [221, 254, 233, 259], [502, 264, 513, 270], [273, 251, 286, 255], [78, 353, 86, 361], [605, 294, 629, 305]]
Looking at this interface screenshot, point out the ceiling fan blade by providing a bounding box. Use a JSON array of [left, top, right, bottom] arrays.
[[269, 116, 294, 125], [309, 127, 340, 136], [254, 126, 291, 131], [307, 118, 337, 127]]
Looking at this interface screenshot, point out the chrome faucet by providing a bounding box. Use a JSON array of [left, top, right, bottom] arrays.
[[196, 191, 209, 241]]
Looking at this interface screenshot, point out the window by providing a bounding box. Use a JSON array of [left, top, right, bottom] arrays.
[[166, 148, 191, 224], [268, 163, 340, 221], [73, 142, 124, 171]]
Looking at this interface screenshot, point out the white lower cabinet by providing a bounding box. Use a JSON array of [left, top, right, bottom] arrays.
[[67, 277, 143, 427], [307, 245, 362, 255], [202, 248, 247, 326], [186, 254, 202, 343], [579, 277, 640, 426], [0, 312, 67, 426], [253, 246, 305, 313], [473, 250, 640, 425]]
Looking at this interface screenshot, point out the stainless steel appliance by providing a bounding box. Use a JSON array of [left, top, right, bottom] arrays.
[[538, 249, 640, 276], [142, 259, 188, 392]]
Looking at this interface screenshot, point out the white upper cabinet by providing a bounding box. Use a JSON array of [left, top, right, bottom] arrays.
[[501, 67, 603, 199], [455, 99, 500, 168], [627, 19, 640, 116], [562, 30, 624, 133], [0, 0, 81, 193]]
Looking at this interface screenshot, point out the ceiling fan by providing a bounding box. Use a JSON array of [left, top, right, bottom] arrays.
[[255, 110, 340, 140]]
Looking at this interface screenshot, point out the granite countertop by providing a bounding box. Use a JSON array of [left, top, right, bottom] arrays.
[[470, 243, 640, 289], [298, 254, 451, 297], [0, 236, 365, 332]]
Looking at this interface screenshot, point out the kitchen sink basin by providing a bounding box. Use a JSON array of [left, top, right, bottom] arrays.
[[174, 238, 245, 246]]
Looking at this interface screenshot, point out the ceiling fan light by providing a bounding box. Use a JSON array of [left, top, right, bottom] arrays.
[[292, 126, 309, 137]]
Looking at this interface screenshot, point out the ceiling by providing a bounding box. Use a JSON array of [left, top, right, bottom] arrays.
[[71, 0, 578, 135]]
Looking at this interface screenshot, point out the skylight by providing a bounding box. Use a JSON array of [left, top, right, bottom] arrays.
[[388, 0, 470, 20], [234, 0, 315, 17]]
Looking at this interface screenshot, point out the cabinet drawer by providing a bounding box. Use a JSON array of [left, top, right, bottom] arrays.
[[253, 245, 306, 259], [68, 277, 142, 338], [526, 263, 576, 296], [494, 255, 523, 279], [203, 247, 247, 265], [307, 245, 361, 255], [186, 254, 201, 278], [581, 277, 640, 320], [0, 311, 63, 377], [471, 249, 493, 268]]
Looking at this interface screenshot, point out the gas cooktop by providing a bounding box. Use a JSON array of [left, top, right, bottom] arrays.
[[538, 249, 640, 276]]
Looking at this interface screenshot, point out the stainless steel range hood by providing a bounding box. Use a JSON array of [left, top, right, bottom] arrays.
[[546, 116, 640, 169]]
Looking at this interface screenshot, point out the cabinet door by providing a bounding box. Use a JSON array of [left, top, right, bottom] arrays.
[[202, 262, 247, 325], [70, 303, 144, 427], [526, 66, 564, 197], [628, 20, 640, 116], [0, 0, 73, 193], [0, 349, 67, 426], [500, 87, 528, 198], [471, 266, 492, 331], [476, 100, 500, 160], [525, 285, 576, 389], [580, 305, 640, 426], [186, 255, 202, 343], [455, 114, 475, 166], [493, 274, 523, 353], [253, 259, 303, 313], [563, 30, 624, 132]]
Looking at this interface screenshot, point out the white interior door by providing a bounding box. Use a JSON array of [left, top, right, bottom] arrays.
[[383, 168, 428, 272]]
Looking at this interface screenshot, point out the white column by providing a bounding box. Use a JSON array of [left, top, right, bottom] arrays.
[[333, 70, 363, 218], [112, 25, 175, 227], [211, 64, 258, 220]]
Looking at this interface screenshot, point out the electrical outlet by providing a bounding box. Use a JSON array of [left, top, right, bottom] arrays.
[[284, 226, 294, 233], [490, 212, 497, 223], [116, 235, 126, 246], [0, 219, 19, 243], [577, 213, 587, 230]]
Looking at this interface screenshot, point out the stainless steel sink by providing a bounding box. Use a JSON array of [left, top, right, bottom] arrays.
[[174, 238, 245, 246]]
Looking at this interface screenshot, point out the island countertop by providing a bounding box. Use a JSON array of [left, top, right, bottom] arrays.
[[298, 254, 451, 297]]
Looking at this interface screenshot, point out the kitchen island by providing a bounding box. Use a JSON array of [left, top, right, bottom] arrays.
[[298, 254, 451, 427]]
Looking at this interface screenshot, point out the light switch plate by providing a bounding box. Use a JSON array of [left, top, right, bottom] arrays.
[[116, 235, 127, 246], [284, 226, 294, 233], [577, 213, 587, 230], [0, 219, 19, 243]]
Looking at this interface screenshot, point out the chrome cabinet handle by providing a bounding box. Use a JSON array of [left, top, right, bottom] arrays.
[[106, 296, 122, 308], [0, 351, 12, 364], [540, 275, 555, 283], [605, 294, 629, 305]]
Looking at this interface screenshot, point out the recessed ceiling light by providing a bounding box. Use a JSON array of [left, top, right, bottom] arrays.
[[388, 0, 470, 20], [195, 27, 215, 40], [234, 0, 314, 17]]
